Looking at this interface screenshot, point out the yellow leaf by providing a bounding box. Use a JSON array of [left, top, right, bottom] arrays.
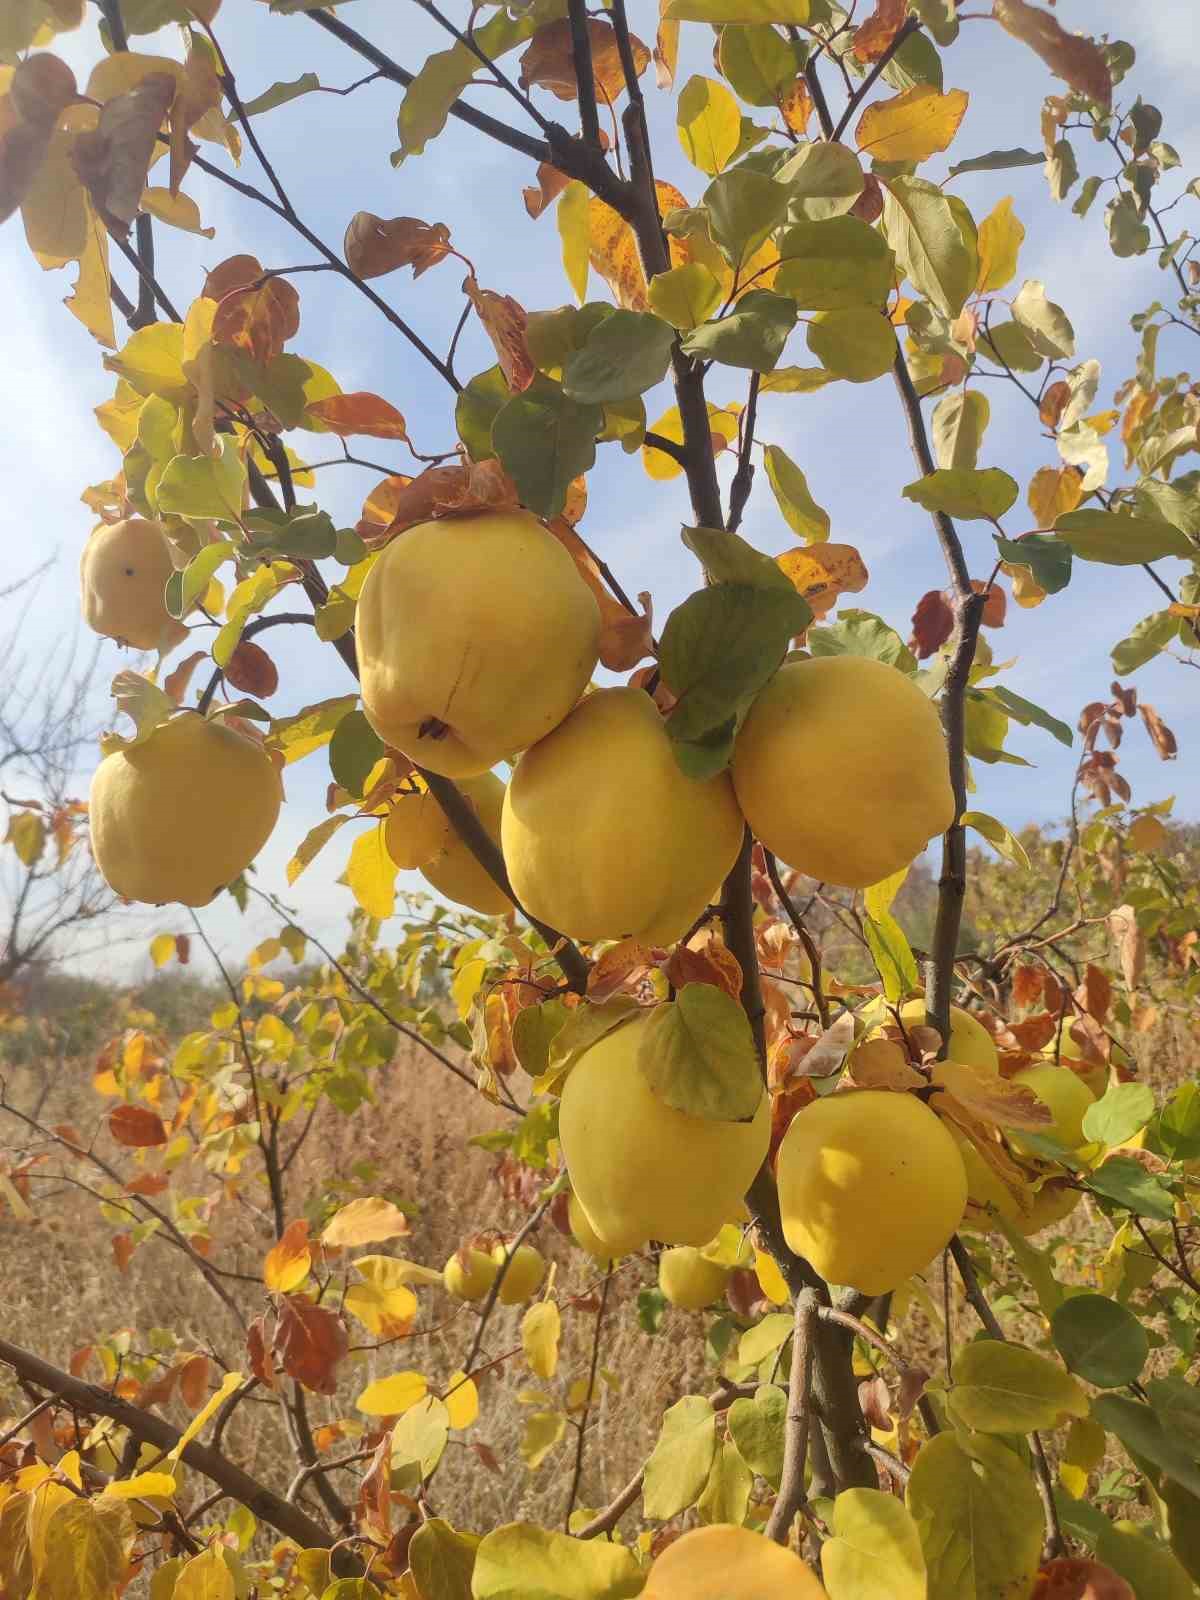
[[589, 180, 691, 311], [141, 184, 214, 236], [287, 814, 350, 886], [642, 401, 739, 481], [975, 195, 1024, 293], [21, 128, 87, 268], [343, 1280, 418, 1337], [323, 1196, 410, 1248], [1027, 464, 1082, 526], [356, 1370, 427, 1417], [6, 811, 45, 868], [521, 1410, 566, 1471], [676, 74, 740, 176], [173, 1543, 234, 1600], [94, 378, 144, 451], [149, 933, 176, 968], [38, 1497, 133, 1600], [344, 822, 397, 920], [754, 1248, 789, 1305], [822, 1487, 926, 1599], [263, 1218, 311, 1294], [643, 1525, 825, 1598], [865, 865, 908, 920], [557, 179, 589, 305], [87, 52, 183, 103], [355, 1253, 444, 1290], [776, 543, 869, 617], [522, 1300, 560, 1379], [444, 1370, 479, 1430], [100, 1470, 178, 1502], [168, 1372, 242, 1462], [64, 197, 115, 348], [855, 84, 968, 163]]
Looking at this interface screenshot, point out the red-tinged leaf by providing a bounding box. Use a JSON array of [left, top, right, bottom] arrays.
[[994, 0, 1112, 108], [1139, 701, 1176, 760], [264, 1218, 311, 1293], [343, 211, 453, 279], [972, 577, 1007, 628], [1039, 379, 1071, 429], [70, 1346, 97, 1378], [163, 650, 208, 705], [273, 1295, 349, 1396], [224, 640, 279, 698], [850, 170, 884, 224], [523, 162, 570, 219], [108, 1104, 168, 1147], [72, 73, 176, 233], [664, 943, 743, 1002], [1032, 1557, 1134, 1600], [1082, 963, 1112, 1023], [910, 588, 955, 657], [175, 933, 190, 965], [211, 275, 300, 364], [473, 1441, 501, 1474], [136, 1361, 181, 1409], [768, 1080, 818, 1165], [518, 18, 649, 103], [463, 276, 534, 393], [1003, 1013, 1058, 1053], [1011, 964, 1044, 1009], [202, 253, 262, 302], [366, 460, 520, 546], [246, 1316, 276, 1390], [179, 1353, 209, 1411], [357, 1433, 392, 1543], [858, 1373, 893, 1429], [305, 392, 409, 442], [113, 1234, 136, 1273], [587, 938, 655, 1001], [852, 0, 907, 61], [124, 1172, 169, 1196], [896, 1366, 929, 1421]]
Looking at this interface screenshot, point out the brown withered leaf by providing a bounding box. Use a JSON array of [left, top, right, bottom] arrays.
[[994, 0, 1111, 109], [168, 46, 220, 194], [522, 162, 570, 220], [224, 640, 279, 698], [136, 1360, 182, 1409], [212, 275, 300, 365], [178, 1353, 209, 1411], [71, 73, 175, 233], [519, 18, 649, 103], [1011, 964, 1044, 1009], [545, 517, 654, 670], [108, 1104, 168, 1147], [665, 941, 743, 1002], [1032, 1556, 1135, 1600], [112, 1234, 136, 1273], [776, 543, 869, 620], [588, 938, 655, 1001], [357, 473, 415, 542], [1081, 964, 1112, 1023], [1139, 701, 1177, 760], [768, 1079, 817, 1164], [934, 1096, 1036, 1212], [474, 1441, 502, 1475], [0, 123, 45, 226], [852, 0, 907, 61], [1004, 1013, 1057, 1054], [849, 169, 883, 223], [357, 1433, 393, 1543], [844, 1037, 924, 1092], [246, 1316, 276, 1389], [589, 181, 690, 311], [12, 54, 78, 127], [933, 1059, 1053, 1129], [306, 392, 409, 442], [202, 252, 259, 302], [858, 1372, 893, 1430], [163, 650, 207, 705], [1107, 904, 1145, 990], [344, 211, 453, 280], [1039, 379, 1071, 429], [124, 1171, 169, 1196], [1079, 751, 1130, 808], [788, 1011, 857, 1084], [463, 276, 534, 392], [1110, 680, 1138, 717], [654, 8, 679, 90], [910, 589, 955, 658], [972, 577, 1007, 628], [360, 461, 522, 546], [273, 1295, 349, 1396]]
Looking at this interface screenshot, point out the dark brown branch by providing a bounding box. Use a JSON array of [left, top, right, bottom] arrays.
[[567, 0, 603, 148], [576, 1467, 644, 1539], [408, 0, 555, 134], [830, 18, 919, 142], [642, 430, 688, 467], [765, 1288, 818, 1543], [727, 371, 760, 533], [764, 850, 831, 1030]]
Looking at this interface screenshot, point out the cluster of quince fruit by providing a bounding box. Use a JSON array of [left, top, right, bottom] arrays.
[[441, 1237, 547, 1306]]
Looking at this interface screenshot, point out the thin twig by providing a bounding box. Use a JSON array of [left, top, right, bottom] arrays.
[[564, 1269, 612, 1528], [727, 371, 760, 533], [765, 851, 830, 1030]]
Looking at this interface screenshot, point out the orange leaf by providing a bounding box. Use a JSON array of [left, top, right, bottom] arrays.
[[113, 1234, 135, 1273], [589, 181, 690, 311], [1032, 1556, 1134, 1600], [852, 0, 907, 61], [179, 1354, 210, 1411], [108, 1104, 168, 1147], [211, 275, 300, 364], [664, 942, 743, 1002], [124, 1172, 169, 1196], [264, 1218, 312, 1294], [971, 577, 1007, 628], [776, 543, 869, 620], [203, 252, 262, 302], [523, 162, 570, 220], [932, 1059, 1054, 1129], [994, 0, 1112, 108], [1027, 465, 1082, 527], [544, 517, 654, 670], [343, 211, 452, 279], [357, 473, 415, 541], [273, 1294, 348, 1396], [358, 462, 522, 546], [587, 937, 655, 1001], [518, 18, 649, 104], [779, 77, 812, 135], [224, 640, 279, 698], [305, 392, 409, 442], [463, 276, 534, 392], [909, 588, 955, 658], [246, 1316, 276, 1390]]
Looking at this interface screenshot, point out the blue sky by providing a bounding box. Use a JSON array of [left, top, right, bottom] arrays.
[[3, 0, 1196, 976]]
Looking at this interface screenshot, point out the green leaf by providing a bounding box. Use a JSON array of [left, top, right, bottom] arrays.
[[169, 542, 235, 620], [637, 985, 763, 1122], [328, 709, 385, 799], [681, 523, 796, 590], [907, 1433, 1043, 1600], [947, 147, 1042, 179], [763, 445, 830, 541], [562, 311, 675, 404], [511, 999, 571, 1080], [778, 139, 864, 220], [903, 468, 1018, 522], [642, 1396, 718, 1520], [703, 168, 790, 267], [104, 322, 187, 400], [392, 1395, 449, 1479], [1092, 1395, 1200, 1500], [961, 811, 1031, 869], [491, 379, 601, 517], [718, 23, 802, 105], [394, 10, 533, 161], [1054, 509, 1195, 565], [242, 72, 320, 116], [268, 694, 360, 764], [681, 289, 797, 371], [979, 319, 1044, 372], [989, 686, 1073, 748], [677, 74, 741, 175], [697, 1438, 753, 1526], [807, 608, 916, 671], [1153, 1082, 1200, 1163], [1111, 611, 1178, 674], [947, 1339, 1087, 1434], [1096, 1524, 1196, 1600], [864, 909, 918, 1003], [666, 0, 810, 19], [882, 175, 977, 319], [881, 28, 944, 92], [157, 438, 248, 523], [637, 1287, 668, 1334], [822, 1488, 926, 1600], [1106, 191, 1151, 258], [932, 390, 990, 471], [738, 1313, 793, 1366], [455, 365, 507, 462], [964, 691, 1028, 768], [668, 718, 739, 782], [660, 583, 811, 741], [1046, 139, 1078, 203], [759, 365, 838, 393], [1083, 1082, 1156, 1149], [727, 1384, 787, 1489], [1086, 1156, 1177, 1220], [806, 307, 896, 382], [1073, 175, 1103, 218], [407, 1519, 478, 1600], [1134, 477, 1200, 537], [1051, 1294, 1149, 1389], [471, 1524, 642, 1600], [647, 263, 723, 330], [1011, 279, 1075, 359], [994, 533, 1072, 595], [774, 217, 895, 310], [909, 0, 958, 45]]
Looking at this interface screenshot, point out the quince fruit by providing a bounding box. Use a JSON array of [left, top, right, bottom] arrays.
[[658, 1246, 730, 1310], [732, 655, 955, 888], [90, 713, 281, 906], [442, 1247, 498, 1301], [855, 997, 999, 1073], [777, 1089, 967, 1294], [80, 518, 187, 653], [642, 1525, 825, 1599], [502, 687, 744, 945], [1006, 1062, 1095, 1157], [356, 511, 600, 777], [558, 1008, 770, 1254], [490, 1242, 546, 1305], [568, 1192, 619, 1261], [410, 772, 514, 917]]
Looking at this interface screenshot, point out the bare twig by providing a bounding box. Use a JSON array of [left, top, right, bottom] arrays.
[[564, 1269, 613, 1528], [765, 1289, 819, 1543]]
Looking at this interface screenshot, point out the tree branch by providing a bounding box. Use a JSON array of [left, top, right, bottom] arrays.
[[566, 0, 602, 148], [727, 370, 760, 533], [830, 18, 920, 143], [765, 1287, 818, 1543], [563, 1267, 612, 1528]]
